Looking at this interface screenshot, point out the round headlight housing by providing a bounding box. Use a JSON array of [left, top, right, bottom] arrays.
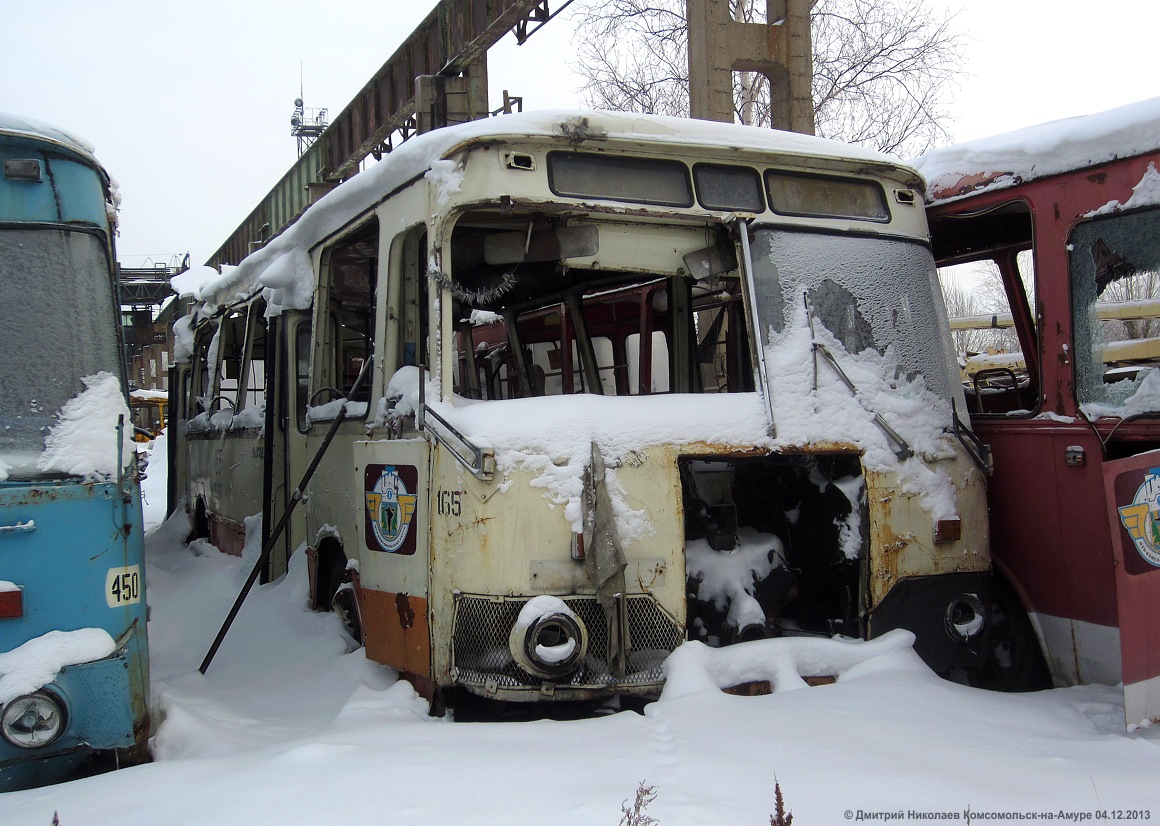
[[945, 592, 986, 643], [509, 596, 588, 680], [1, 690, 67, 749]]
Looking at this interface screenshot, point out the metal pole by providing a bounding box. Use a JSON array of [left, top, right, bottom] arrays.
[[198, 355, 374, 673]]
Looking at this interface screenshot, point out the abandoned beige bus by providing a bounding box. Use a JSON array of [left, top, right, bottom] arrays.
[[170, 110, 992, 710]]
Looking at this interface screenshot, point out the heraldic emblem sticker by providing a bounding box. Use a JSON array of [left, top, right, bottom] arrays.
[[364, 464, 419, 554], [1116, 467, 1160, 570]]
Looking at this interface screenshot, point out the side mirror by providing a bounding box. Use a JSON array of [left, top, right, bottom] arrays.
[[683, 239, 737, 279]]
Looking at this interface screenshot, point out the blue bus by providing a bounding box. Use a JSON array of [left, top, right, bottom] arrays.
[[0, 113, 149, 789]]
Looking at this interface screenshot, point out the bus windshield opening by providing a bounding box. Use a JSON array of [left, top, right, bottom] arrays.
[[0, 227, 120, 476]]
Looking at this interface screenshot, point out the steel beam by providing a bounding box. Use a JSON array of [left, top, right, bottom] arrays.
[[208, 0, 545, 269]]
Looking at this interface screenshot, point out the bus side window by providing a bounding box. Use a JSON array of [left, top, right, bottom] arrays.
[[313, 218, 377, 419], [932, 203, 1038, 416], [627, 332, 671, 393], [692, 278, 752, 394], [241, 303, 267, 412], [295, 322, 312, 432], [216, 308, 248, 414], [378, 225, 428, 417], [404, 231, 427, 369], [190, 330, 213, 416], [579, 281, 677, 395]]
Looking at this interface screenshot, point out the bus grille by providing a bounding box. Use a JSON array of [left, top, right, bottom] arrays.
[[451, 594, 684, 692]]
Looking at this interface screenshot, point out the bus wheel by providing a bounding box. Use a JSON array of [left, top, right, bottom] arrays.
[[332, 581, 363, 645], [190, 499, 210, 543], [969, 573, 1052, 692]]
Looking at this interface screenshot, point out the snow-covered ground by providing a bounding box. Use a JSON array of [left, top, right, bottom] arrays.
[[3, 437, 1159, 824]]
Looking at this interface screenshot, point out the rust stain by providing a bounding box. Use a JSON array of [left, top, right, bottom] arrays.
[[395, 592, 416, 630], [676, 440, 862, 460], [722, 675, 835, 695], [363, 590, 431, 678], [929, 171, 1020, 202], [635, 562, 667, 590], [447, 514, 495, 543]]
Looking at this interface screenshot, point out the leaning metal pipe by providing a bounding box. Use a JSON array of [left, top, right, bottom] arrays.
[[198, 354, 374, 674]]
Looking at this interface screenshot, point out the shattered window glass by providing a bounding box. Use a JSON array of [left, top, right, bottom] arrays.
[[749, 227, 958, 404], [1069, 207, 1160, 411]]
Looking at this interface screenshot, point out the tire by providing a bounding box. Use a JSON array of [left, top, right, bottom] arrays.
[[331, 581, 363, 645], [189, 499, 210, 543], [967, 572, 1053, 692]]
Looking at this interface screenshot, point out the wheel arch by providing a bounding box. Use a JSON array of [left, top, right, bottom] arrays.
[[311, 534, 349, 611]]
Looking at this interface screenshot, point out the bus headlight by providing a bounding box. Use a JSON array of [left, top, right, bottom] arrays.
[[1, 691, 67, 749], [509, 596, 588, 679], [945, 593, 986, 643]]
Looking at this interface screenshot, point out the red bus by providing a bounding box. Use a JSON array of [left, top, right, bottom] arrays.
[[919, 97, 1160, 728]]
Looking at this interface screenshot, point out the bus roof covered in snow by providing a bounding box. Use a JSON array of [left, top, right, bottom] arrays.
[[186, 110, 919, 316], [914, 97, 1160, 205]]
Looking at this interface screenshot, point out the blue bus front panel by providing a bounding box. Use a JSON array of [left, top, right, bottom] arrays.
[[0, 479, 149, 788]]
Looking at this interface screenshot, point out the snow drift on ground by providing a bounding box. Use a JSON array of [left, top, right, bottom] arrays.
[[3, 445, 1159, 824]]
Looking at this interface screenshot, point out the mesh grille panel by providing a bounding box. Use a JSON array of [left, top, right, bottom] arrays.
[[451, 594, 683, 690]]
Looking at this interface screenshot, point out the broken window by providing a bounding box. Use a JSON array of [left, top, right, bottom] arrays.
[[749, 227, 958, 405], [240, 305, 267, 413], [214, 308, 247, 413], [186, 299, 268, 430], [930, 202, 1038, 415], [308, 219, 377, 424], [1070, 207, 1160, 411], [189, 328, 213, 418], [447, 212, 754, 401]]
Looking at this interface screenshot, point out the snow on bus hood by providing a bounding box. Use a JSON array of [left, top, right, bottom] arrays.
[[914, 96, 1160, 203], [186, 110, 901, 320], [0, 628, 116, 706], [761, 303, 961, 520], [428, 389, 773, 542]]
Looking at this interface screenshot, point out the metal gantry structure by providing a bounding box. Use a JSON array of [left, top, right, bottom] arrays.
[[207, 0, 558, 269], [117, 256, 187, 393], [117, 256, 188, 308], [206, 0, 813, 270]]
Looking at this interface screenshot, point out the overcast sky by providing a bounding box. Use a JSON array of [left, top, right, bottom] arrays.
[[4, 1, 1155, 269]]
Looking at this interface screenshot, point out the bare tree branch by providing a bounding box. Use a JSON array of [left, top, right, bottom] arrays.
[[570, 0, 966, 156]]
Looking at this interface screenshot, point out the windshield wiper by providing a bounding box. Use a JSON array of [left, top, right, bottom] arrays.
[[806, 297, 914, 460]]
